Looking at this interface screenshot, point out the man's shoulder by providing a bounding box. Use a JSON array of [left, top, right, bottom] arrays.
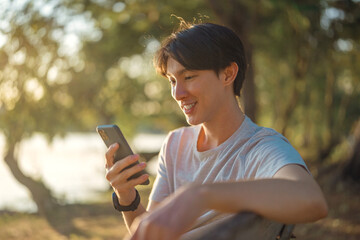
[[168, 125, 199, 139], [242, 119, 292, 153], [242, 117, 284, 144], [245, 125, 299, 162], [252, 127, 284, 141], [163, 125, 199, 148]]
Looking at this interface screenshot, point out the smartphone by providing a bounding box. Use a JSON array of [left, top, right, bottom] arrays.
[[96, 124, 149, 185]]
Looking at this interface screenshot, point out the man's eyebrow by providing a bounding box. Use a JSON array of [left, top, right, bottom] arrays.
[[166, 68, 188, 78]]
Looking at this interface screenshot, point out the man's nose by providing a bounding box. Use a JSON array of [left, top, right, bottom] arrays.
[[172, 82, 187, 100]]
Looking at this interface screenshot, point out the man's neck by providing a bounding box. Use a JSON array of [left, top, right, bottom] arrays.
[[197, 103, 245, 152]]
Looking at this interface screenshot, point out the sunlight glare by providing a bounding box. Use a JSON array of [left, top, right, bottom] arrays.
[[24, 78, 44, 101]]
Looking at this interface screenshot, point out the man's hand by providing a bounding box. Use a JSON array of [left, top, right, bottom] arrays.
[[105, 143, 149, 205], [126, 185, 207, 240], [104, 143, 148, 232]]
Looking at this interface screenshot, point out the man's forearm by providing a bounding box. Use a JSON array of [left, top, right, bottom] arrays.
[[200, 178, 328, 224], [122, 203, 147, 233]]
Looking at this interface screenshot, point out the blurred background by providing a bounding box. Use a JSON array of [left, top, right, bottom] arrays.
[[0, 0, 359, 239]]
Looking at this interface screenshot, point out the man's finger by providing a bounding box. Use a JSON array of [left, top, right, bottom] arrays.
[[110, 154, 140, 174], [105, 143, 119, 168]]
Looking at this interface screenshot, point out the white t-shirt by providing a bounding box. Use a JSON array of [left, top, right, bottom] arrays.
[[149, 116, 308, 235]]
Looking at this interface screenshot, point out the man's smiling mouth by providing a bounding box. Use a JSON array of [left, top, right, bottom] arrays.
[[181, 102, 197, 114]]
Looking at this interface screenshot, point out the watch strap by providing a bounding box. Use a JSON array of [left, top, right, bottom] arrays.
[[112, 190, 140, 212]]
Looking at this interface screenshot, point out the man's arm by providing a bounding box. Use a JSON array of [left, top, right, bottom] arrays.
[[121, 197, 161, 233], [128, 164, 327, 240], [122, 204, 146, 232], [104, 143, 151, 232], [201, 164, 328, 223]]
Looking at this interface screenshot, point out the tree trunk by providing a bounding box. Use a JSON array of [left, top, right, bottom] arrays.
[[316, 58, 338, 162], [280, 44, 309, 136], [342, 120, 360, 183], [280, 80, 301, 136], [3, 140, 59, 216], [3, 138, 82, 235], [242, 40, 257, 122]]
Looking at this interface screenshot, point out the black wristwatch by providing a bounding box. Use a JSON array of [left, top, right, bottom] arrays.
[[112, 190, 140, 212]]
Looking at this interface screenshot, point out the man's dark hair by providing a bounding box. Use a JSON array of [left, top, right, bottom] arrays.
[[154, 21, 247, 97]]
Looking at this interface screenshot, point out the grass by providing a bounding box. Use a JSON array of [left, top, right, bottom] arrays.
[[0, 180, 154, 240]]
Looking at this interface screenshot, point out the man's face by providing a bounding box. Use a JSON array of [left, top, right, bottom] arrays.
[[166, 57, 228, 126]]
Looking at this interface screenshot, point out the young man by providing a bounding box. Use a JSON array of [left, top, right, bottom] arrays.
[[104, 22, 328, 240]]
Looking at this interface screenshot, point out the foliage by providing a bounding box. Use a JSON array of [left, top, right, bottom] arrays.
[[0, 0, 102, 142], [252, 0, 360, 158]]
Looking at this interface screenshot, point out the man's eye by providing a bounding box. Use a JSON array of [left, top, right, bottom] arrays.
[[185, 75, 196, 80]]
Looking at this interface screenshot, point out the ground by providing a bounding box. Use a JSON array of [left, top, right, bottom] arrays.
[[294, 182, 360, 239], [0, 172, 359, 239], [293, 167, 360, 240]]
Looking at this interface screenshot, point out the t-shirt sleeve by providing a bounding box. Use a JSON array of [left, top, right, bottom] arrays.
[[253, 135, 309, 178], [149, 133, 171, 202]]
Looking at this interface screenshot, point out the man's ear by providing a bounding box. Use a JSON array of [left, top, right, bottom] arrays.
[[222, 62, 238, 86]]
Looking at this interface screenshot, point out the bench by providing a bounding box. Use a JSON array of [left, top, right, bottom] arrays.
[[195, 212, 295, 240]]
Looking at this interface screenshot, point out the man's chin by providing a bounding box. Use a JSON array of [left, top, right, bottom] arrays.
[[185, 116, 200, 126]]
